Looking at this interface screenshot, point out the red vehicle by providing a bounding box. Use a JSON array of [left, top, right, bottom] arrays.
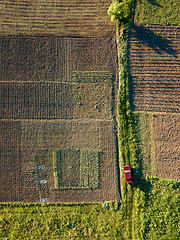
[[124, 165, 132, 183]]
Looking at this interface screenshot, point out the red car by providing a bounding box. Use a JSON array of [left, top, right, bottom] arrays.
[[124, 165, 132, 183]]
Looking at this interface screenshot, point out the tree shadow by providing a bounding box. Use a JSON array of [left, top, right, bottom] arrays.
[[131, 25, 177, 56], [134, 176, 153, 195], [146, 0, 162, 7]]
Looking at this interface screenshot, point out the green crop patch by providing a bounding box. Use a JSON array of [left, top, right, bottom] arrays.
[[52, 149, 99, 189], [80, 150, 99, 188], [73, 71, 114, 83]]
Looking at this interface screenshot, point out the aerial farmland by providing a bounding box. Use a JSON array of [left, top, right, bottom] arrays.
[[0, 0, 179, 239], [0, 0, 120, 203]]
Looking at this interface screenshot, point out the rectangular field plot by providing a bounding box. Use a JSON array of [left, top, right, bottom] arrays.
[[80, 150, 99, 188], [0, 37, 117, 83], [0, 150, 21, 202], [130, 25, 180, 113], [0, 119, 120, 202], [0, 37, 56, 82], [153, 114, 180, 180], [0, 82, 73, 119], [72, 71, 113, 83], [52, 149, 99, 189], [72, 82, 113, 119], [0, 0, 114, 37], [0, 81, 113, 120], [134, 112, 180, 180]]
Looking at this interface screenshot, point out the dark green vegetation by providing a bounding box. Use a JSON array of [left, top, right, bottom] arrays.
[[135, 0, 180, 25], [53, 149, 99, 189], [108, 0, 135, 27]]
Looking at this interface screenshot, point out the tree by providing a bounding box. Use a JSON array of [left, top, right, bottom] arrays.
[[107, 0, 133, 27]]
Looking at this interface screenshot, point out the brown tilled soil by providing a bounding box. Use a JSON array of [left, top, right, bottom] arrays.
[[130, 25, 180, 180], [153, 113, 180, 180], [0, 120, 21, 202], [0, 32, 119, 202], [0, 82, 114, 120], [0, 36, 118, 82], [129, 25, 180, 113], [0, 119, 120, 203]]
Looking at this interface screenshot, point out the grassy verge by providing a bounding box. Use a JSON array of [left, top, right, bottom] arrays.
[[113, 1, 180, 239], [116, 27, 142, 240], [0, 178, 179, 239]]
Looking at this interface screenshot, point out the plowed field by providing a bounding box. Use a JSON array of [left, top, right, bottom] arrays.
[[154, 113, 180, 180], [130, 25, 180, 113], [0, 36, 117, 82], [0, 81, 113, 120], [0, 30, 119, 202], [0, 119, 119, 203], [130, 25, 180, 180]]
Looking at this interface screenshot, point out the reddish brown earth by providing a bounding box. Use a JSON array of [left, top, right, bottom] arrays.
[[130, 25, 180, 180]]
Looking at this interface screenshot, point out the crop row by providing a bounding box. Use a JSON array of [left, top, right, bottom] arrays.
[[132, 94, 180, 113], [130, 66, 179, 72], [53, 149, 99, 189], [0, 82, 73, 119]]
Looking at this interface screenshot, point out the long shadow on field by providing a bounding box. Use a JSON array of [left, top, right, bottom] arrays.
[[132, 25, 177, 56]]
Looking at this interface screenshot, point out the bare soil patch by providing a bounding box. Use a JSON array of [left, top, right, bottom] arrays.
[[153, 113, 180, 180], [0, 119, 120, 203], [0, 82, 113, 120], [0, 36, 118, 82], [135, 112, 180, 180], [129, 25, 180, 113], [0, 120, 21, 202]]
